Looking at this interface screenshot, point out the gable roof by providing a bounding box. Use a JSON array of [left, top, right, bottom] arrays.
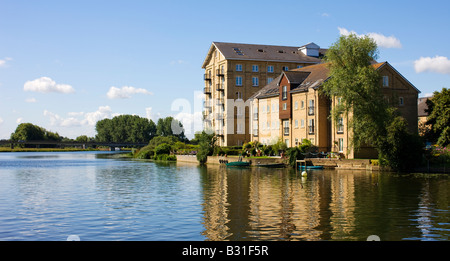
[[202, 42, 324, 68], [418, 97, 432, 117]]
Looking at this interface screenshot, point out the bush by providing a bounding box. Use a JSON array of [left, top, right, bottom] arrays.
[[153, 154, 177, 161], [155, 143, 172, 155], [134, 145, 155, 159]]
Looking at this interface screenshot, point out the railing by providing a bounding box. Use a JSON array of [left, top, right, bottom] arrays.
[[216, 69, 224, 77], [216, 129, 224, 136], [337, 124, 344, 134], [216, 84, 224, 91], [284, 127, 289, 136], [204, 87, 211, 94], [253, 112, 258, 120], [308, 125, 315, 134], [216, 113, 224, 120], [253, 130, 258, 137], [308, 106, 315, 115], [203, 100, 212, 108], [204, 74, 211, 81], [216, 97, 224, 106]]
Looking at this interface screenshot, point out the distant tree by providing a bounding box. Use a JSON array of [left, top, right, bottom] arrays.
[[11, 123, 45, 141], [95, 115, 156, 143], [156, 117, 187, 142], [75, 135, 90, 143], [425, 87, 450, 147]]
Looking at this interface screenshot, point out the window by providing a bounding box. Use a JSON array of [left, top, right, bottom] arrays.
[[282, 86, 287, 100], [285, 139, 289, 147], [267, 121, 270, 129], [282, 66, 289, 71], [252, 77, 259, 86], [308, 100, 315, 115], [283, 120, 289, 135], [282, 103, 287, 110], [237, 123, 243, 134], [236, 91, 242, 100], [267, 77, 273, 84], [267, 65, 274, 73], [382, 76, 389, 87], [337, 117, 344, 133], [252, 65, 259, 72], [294, 101, 298, 110], [295, 138, 299, 145], [301, 100, 304, 109], [300, 119, 305, 128], [338, 138, 344, 152], [295, 119, 298, 128], [308, 119, 314, 134], [297, 65, 303, 69], [267, 105, 270, 113], [272, 104, 275, 113], [399, 97, 404, 106], [236, 76, 242, 86], [236, 64, 242, 71]]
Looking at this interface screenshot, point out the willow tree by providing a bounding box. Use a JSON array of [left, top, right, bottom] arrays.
[[322, 34, 389, 151]]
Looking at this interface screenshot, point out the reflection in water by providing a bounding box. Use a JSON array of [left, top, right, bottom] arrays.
[[0, 152, 448, 241], [200, 165, 449, 241]]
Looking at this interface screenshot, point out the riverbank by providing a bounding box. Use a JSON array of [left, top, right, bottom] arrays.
[[0, 148, 99, 152]]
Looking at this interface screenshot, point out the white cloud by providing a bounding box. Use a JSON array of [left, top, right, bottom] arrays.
[[24, 77, 75, 94], [44, 106, 120, 128], [0, 57, 12, 67], [174, 111, 203, 139], [106, 86, 153, 99], [338, 27, 402, 48], [16, 118, 23, 124], [25, 97, 37, 103], [414, 56, 450, 75], [321, 13, 330, 17]]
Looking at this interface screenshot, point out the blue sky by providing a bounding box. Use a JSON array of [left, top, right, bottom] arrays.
[[1, 0, 449, 139]]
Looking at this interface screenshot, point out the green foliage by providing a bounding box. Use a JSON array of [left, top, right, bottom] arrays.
[[134, 145, 155, 159], [156, 117, 187, 142], [11, 123, 63, 147], [286, 139, 317, 167], [196, 131, 217, 164], [425, 87, 450, 146], [322, 34, 387, 150], [377, 116, 424, 172], [272, 139, 287, 155], [154, 143, 172, 155], [96, 115, 156, 143]]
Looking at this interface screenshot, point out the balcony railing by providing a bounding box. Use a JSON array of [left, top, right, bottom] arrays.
[[283, 127, 289, 136], [253, 112, 258, 120], [204, 87, 211, 94], [216, 129, 224, 136], [203, 100, 212, 108], [216, 97, 224, 106], [216, 84, 224, 91], [216, 69, 224, 77], [308, 125, 315, 134], [204, 74, 212, 81], [308, 106, 315, 116], [216, 113, 224, 120], [337, 124, 344, 134]]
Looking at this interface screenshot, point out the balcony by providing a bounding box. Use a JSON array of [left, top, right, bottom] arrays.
[[204, 74, 212, 81], [216, 69, 224, 77], [216, 97, 224, 106], [216, 129, 224, 136], [337, 124, 344, 134], [308, 106, 315, 116], [253, 129, 258, 137], [204, 87, 211, 94], [253, 112, 258, 120], [216, 113, 224, 120], [308, 125, 315, 135], [283, 127, 289, 136], [203, 100, 212, 109], [216, 84, 224, 92]]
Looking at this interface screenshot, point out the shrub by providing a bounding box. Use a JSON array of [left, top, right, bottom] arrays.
[[155, 143, 172, 155]]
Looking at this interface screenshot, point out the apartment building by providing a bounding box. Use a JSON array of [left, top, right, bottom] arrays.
[[251, 62, 420, 159], [201, 42, 324, 146]]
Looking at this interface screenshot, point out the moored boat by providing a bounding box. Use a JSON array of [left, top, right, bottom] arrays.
[[256, 163, 285, 168], [226, 161, 251, 167], [298, 165, 324, 170]]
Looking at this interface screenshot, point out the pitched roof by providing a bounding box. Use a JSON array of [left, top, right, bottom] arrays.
[[250, 75, 282, 99], [202, 42, 324, 68]]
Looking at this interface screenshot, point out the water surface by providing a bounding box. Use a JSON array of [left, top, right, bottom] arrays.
[[0, 151, 448, 241]]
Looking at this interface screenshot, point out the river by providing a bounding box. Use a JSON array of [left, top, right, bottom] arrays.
[[0, 151, 448, 241]]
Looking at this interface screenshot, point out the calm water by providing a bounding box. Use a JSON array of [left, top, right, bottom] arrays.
[[0, 151, 448, 241]]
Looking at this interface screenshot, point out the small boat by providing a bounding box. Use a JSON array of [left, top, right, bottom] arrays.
[[256, 163, 285, 168], [298, 165, 324, 170], [226, 161, 251, 167]]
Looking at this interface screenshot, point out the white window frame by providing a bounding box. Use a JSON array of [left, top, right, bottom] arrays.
[[295, 119, 298, 128], [338, 138, 344, 152], [252, 77, 259, 86], [294, 101, 298, 110], [236, 76, 242, 86], [267, 65, 274, 73], [236, 64, 242, 72], [252, 65, 259, 72]]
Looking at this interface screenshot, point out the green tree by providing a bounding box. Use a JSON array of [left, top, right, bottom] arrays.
[[11, 123, 46, 141], [196, 131, 216, 164], [156, 117, 187, 141], [322, 33, 387, 150], [95, 115, 156, 143], [425, 87, 450, 147]]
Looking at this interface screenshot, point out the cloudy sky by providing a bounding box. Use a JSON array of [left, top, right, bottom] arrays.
[[0, 0, 449, 139]]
